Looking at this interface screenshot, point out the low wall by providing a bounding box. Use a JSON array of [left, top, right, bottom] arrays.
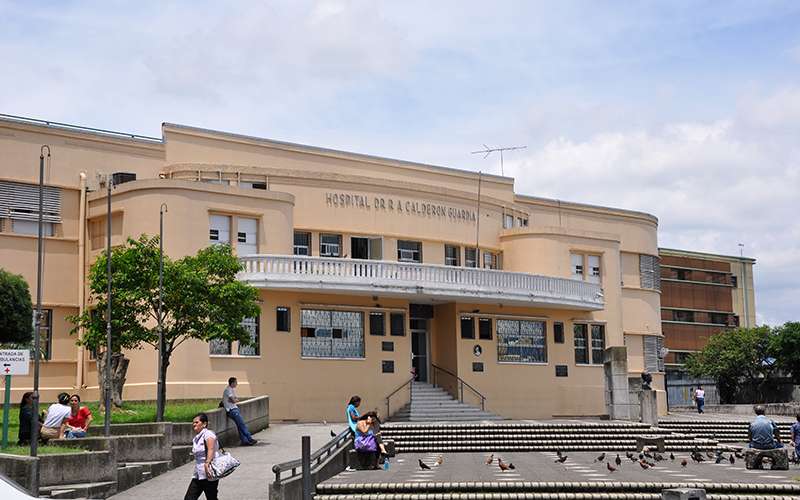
[[671, 403, 800, 417], [39, 450, 116, 486], [89, 422, 173, 437], [268, 440, 352, 500], [0, 453, 37, 493], [204, 396, 270, 446]]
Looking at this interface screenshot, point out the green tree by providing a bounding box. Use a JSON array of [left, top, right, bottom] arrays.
[[771, 322, 800, 383], [69, 236, 259, 417], [0, 268, 34, 346], [685, 326, 778, 403]]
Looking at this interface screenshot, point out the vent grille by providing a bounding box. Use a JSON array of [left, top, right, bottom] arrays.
[[0, 180, 62, 223]]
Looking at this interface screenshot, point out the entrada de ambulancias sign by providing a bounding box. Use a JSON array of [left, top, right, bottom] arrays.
[[325, 192, 477, 223], [0, 350, 30, 376]]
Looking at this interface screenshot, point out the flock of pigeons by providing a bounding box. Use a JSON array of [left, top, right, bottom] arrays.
[[551, 446, 747, 473]]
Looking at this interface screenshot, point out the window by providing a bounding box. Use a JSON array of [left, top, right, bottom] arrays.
[[571, 253, 584, 279], [643, 335, 665, 373], [574, 324, 589, 364], [517, 217, 528, 228], [587, 255, 601, 284], [460, 316, 475, 339], [209, 338, 231, 355], [209, 215, 230, 244], [301, 310, 364, 358], [397, 240, 422, 263], [554, 322, 565, 344], [32, 309, 53, 360], [351, 236, 382, 260], [503, 214, 514, 229], [673, 310, 695, 322], [478, 318, 492, 340], [465, 248, 478, 268], [591, 324, 605, 364], [676, 269, 690, 280], [294, 232, 311, 256], [0, 180, 62, 235], [639, 254, 661, 290], [238, 316, 260, 356], [276, 307, 291, 332], [369, 312, 385, 336], [731, 275, 738, 288], [483, 251, 499, 270], [240, 181, 267, 190], [709, 312, 729, 325], [497, 319, 547, 363], [237, 218, 258, 255], [444, 245, 460, 266], [390, 313, 405, 336], [12, 220, 54, 236], [320, 234, 342, 257]]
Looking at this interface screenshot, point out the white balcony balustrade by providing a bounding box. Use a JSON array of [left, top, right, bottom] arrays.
[[238, 255, 604, 310]]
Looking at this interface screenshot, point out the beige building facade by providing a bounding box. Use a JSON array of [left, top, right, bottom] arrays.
[[0, 114, 667, 421]]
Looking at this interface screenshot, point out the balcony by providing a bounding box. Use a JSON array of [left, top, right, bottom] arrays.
[[239, 255, 604, 310]]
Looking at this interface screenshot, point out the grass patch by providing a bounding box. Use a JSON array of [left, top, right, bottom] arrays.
[[0, 445, 87, 456]]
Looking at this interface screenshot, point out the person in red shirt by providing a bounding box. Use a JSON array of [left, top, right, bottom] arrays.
[[65, 394, 93, 439]]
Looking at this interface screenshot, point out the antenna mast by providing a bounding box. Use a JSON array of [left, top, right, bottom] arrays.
[[471, 144, 527, 176]]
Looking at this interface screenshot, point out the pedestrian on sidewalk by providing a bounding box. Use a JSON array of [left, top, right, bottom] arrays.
[[790, 413, 800, 461], [693, 386, 705, 414], [222, 377, 257, 446], [184, 412, 219, 500]]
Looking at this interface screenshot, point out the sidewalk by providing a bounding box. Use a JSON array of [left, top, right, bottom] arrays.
[[109, 422, 340, 500]]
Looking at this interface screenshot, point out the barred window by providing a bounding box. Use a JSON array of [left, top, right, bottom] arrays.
[[209, 338, 231, 355], [444, 245, 460, 266], [31, 309, 53, 360], [644, 335, 665, 373], [465, 247, 478, 268], [574, 323, 589, 364], [591, 324, 605, 364], [294, 232, 311, 256], [639, 254, 661, 291], [497, 319, 547, 363], [238, 316, 260, 356], [301, 310, 364, 358]]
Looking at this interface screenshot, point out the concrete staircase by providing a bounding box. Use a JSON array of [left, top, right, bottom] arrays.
[[658, 419, 795, 443], [389, 382, 504, 422]]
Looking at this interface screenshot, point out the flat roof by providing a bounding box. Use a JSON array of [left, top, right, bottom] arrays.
[[659, 247, 756, 263]]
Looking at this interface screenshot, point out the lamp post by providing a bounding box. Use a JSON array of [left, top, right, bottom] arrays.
[[156, 203, 167, 422], [31, 145, 50, 463], [104, 175, 113, 436]]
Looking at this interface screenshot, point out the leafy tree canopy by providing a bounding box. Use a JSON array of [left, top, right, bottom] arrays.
[[771, 322, 800, 383], [0, 268, 34, 345]]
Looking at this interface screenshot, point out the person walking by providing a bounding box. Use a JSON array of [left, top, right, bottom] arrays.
[[790, 413, 800, 461], [222, 377, 257, 446], [184, 413, 219, 500], [65, 394, 93, 438], [693, 386, 705, 414]]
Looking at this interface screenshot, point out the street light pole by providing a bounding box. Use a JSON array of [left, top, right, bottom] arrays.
[[31, 145, 50, 462], [104, 175, 113, 436], [156, 203, 168, 422]]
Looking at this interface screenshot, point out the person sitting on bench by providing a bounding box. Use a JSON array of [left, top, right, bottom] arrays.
[[749, 405, 783, 450], [353, 412, 387, 469]]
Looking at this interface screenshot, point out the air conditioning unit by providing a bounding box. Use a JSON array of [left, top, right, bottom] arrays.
[[112, 172, 137, 186]]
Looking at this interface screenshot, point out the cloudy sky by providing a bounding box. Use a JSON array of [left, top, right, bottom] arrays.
[[1, 1, 798, 325]]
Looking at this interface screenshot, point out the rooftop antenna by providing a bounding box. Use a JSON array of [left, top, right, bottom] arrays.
[[471, 144, 527, 176]]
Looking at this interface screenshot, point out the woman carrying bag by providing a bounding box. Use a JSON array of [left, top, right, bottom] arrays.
[[185, 413, 220, 500]]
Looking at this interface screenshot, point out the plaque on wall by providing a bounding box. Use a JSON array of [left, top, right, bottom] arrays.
[[472, 362, 484, 372], [555, 365, 568, 377], [382, 360, 395, 373], [382, 341, 394, 352], [473, 345, 482, 357]]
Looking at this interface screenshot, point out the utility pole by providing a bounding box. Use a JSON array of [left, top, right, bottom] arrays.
[[471, 144, 527, 176], [156, 203, 168, 421], [104, 175, 113, 435]]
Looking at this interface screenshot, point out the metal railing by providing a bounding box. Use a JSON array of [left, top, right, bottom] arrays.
[[271, 429, 351, 485], [431, 363, 486, 411], [0, 113, 162, 142], [385, 376, 415, 419], [239, 254, 604, 308]]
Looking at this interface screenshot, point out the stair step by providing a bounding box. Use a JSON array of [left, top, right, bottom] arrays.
[[40, 481, 117, 499]]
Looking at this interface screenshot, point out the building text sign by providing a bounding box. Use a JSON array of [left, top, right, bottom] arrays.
[[325, 192, 477, 223], [0, 350, 30, 376]]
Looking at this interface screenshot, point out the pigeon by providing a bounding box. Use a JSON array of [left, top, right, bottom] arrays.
[[330, 430, 336, 437], [681, 458, 688, 467], [729, 454, 735, 465], [435, 455, 443, 466], [554, 455, 568, 463], [734, 450, 745, 459], [643, 451, 654, 459], [626, 451, 635, 460], [485, 454, 494, 465], [715, 454, 724, 464], [595, 453, 606, 463], [556, 450, 563, 458], [615, 454, 622, 466], [706, 451, 715, 460], [508, 463, 516, 470], [418, 459, 431, 470], [654, 453, 664, 462], [670, 452, 675, 461], [498, 459, 510, 471], [607, 462, 617, 473], [639, 460, 650, 470]]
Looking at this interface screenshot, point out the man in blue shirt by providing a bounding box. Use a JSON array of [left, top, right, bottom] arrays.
[[748, 405, 782, 450], [791, 413, 800, 461]]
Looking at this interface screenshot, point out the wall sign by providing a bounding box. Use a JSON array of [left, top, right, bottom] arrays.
[[0, 350, 29, 376], [473, 345, 482, 357], [325, 192, 477, 223], [382, 360, 395, 373], [472, 362, 484, 372], [555, 365, 568, 377]]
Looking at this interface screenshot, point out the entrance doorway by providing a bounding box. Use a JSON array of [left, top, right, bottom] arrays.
[[350, 236, 382, 260], [411, 318, 429, 383]]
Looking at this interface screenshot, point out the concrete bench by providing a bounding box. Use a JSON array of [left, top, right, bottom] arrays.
[[662, 488, 707, 500], [744, 447, 789, 470], [635, 435, 665, 453]]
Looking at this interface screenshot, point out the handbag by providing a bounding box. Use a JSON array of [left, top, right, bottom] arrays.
[[205, 441, 241, 479], [354, 433, 377, 453]]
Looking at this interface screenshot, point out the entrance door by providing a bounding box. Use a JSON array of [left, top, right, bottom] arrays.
[[351, 237, 382, 260], [411, 318, 429, 382]]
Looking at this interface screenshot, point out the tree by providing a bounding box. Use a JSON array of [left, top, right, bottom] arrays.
[[771, 322, 800, 383], [685, 326, 778, 403], [70, 236, 260, 417], [0, 268, 34, 346]]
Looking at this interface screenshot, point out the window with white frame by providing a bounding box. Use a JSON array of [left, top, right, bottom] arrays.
[[587, 255, 601, 284], [294, 232, 311, 256], [238, 316, 260, 356], [590, 324, 605, 364], [320, 234, 342, 257], [300, 309, 364, 358], [465, 247, 478, 268], [444, 245, 460, 266], [12, 219, 54, 236], [497, 319, 547, 363], [237, 218, 258, 255], [483, 251, 499, 270], [503, 214, 514, 229], [209, 215, 231, 245], [571, 253, 584, 279], [397, 240, 422, 263]]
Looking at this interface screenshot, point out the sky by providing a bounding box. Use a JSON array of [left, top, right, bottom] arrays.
[[1, 1, 798, 325]]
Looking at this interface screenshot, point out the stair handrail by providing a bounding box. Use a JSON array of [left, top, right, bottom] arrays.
[[384, 375, 415, 419], [431, 363, 486, 411], [271, 428, 352, 484]]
